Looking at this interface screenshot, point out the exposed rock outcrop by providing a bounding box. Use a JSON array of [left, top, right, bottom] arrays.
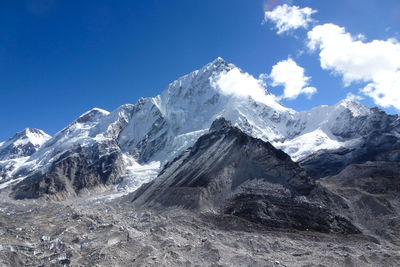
[[12, 141, 125, 200], [130, 118, 359, 234]]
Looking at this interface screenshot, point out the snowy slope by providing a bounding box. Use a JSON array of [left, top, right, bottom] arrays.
[[116, 57, 378, 164], [276, 99, 372, 160], [118, 57, 296, 164], [3, 57, 398, 195]]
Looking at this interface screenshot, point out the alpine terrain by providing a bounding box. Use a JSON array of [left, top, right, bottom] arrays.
[[0, 58, 399, 266]]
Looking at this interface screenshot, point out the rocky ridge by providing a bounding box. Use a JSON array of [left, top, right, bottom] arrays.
[[130, 118, 359, 234]]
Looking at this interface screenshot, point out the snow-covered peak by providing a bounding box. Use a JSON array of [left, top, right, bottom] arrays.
[[273, 99, 388, 160], [117, 58, 385, 165], [0, 128, 50, 150], [211, 56, 225, 64], [296, 99, 372, 132], [44, 108, 110, 147], [29, 105, 132, 167], [4, 57, 397, 194], [334, 99, 371, 117], [20, 128, 51, 146], [160, 57, 234, 104], [75, 107, 110, 124], [0, 128, 51, 161], [207, 56, 233, 70]]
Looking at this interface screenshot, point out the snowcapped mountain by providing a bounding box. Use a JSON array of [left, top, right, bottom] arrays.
[[2, 57, 400, 197], [117, 57, 391, 164], [0, 128, 50, 181], [2, 60, 400, 267], [278, 99, 378, 160], [116, 57, 398, 163], [0, 128, 50, 161]]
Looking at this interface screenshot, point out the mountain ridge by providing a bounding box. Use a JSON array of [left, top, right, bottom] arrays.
[[1, 57, 399, 197]]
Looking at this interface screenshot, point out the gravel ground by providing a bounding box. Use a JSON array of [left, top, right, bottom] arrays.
[[1, 189, 399, 267]]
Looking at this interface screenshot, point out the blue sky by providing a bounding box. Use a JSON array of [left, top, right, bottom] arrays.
[[1, 0, 400, 140]]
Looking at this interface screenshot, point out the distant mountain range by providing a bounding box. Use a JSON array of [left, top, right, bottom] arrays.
[[1, 57, 398, 199]]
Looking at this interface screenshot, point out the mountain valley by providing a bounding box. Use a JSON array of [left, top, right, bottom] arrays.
[[0, 58, 399, 266]]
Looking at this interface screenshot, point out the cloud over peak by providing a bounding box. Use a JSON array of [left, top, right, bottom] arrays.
[[211, 68, 286, 110], [308, 23, 400, 110], [270, 58, 317, 100], [264, 4, 317, 34]]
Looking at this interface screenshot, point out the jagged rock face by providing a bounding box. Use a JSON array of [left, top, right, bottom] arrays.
[[329, 107, 399, 139], [118, 98, 169, 163], [130, 118, 358, 234], [318, 162, 400, 244], [300, 129, 400, 178], [12, 141, 125, 199]]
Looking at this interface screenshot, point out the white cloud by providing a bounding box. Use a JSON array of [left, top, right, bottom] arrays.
[[264, 4, 317, 34], [346, 92, 364, 101], [269, 58, 317, 100], [211, 68, 284, 110], [308, 23, 400, 110], [212, 60, 316, 106]]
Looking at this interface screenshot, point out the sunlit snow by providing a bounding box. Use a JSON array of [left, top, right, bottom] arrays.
[[1, 58, 375, 193]]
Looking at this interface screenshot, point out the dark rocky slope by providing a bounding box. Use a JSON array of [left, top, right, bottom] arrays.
[[12, 141, 125, 200], [130, 118, 359, 234], [317, 161, 400, 245]]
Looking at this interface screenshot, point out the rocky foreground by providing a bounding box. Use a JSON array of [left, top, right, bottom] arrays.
[[1, 192, 400, 267], [0, 120, 399, 266]]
